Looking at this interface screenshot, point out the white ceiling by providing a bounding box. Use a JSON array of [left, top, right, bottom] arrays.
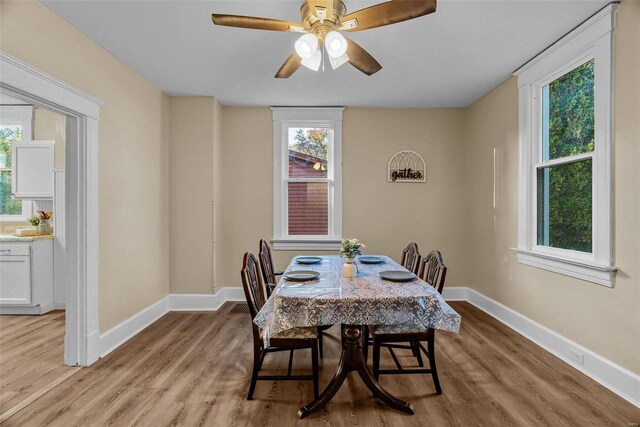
[[42, 0, 609, 108]]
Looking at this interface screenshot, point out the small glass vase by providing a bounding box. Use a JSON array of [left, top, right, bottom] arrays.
[[342, 257, 358, 278]]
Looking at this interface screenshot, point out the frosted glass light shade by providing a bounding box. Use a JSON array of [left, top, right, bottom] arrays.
[[301, 50, 322, 71], [295, 33, 319, 59], [325, 31, 348, 58], [330, 53, 349, 70]]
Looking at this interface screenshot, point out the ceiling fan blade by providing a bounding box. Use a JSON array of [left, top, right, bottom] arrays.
[[341, 0, 436, 32], [212, 14, 304, 32], [345, 38, 382, 76], [275, 53, 303, 78]]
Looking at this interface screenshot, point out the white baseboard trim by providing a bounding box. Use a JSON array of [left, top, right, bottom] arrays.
[[98, 296, 169, 358], [169, 287, 245, 311], [94, 285, 639, 409], [441, 287, 467, 301], [97, 287, 245, 359], [449, 287, 639, 409]]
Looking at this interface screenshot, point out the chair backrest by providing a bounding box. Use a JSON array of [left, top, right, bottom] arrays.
[[400, 242, 422, 274], [418, 250, 447, 294], [241, 252, 266, 321], [258, 239, 277, 292]]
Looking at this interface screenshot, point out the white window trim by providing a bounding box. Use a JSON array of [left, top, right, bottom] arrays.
[[272, 107, 343, 251], [0, 105, 34, 221], [513, 4, 617, 287]]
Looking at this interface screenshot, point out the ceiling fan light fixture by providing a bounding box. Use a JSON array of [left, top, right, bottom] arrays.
[[325, 31, 348, 58], [301, 49, 322, 71], [329, 52, 350, 70], [294, 33, 319, 59]]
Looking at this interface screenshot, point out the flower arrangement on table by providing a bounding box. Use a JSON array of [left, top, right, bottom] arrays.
[[340, 238, 365, 260]]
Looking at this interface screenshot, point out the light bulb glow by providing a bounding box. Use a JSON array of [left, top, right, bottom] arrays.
[[325, 31, 347, 58], [294, 33, 318, 59]]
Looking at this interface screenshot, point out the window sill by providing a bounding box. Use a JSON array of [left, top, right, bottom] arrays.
[[513, 248, 616, 287], [271, 239, 341, 251]]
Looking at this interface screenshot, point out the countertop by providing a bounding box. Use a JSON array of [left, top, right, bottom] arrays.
[[0, 234, 55, 242]]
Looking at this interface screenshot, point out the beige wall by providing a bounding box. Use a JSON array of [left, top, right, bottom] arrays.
[[464, 0, 639, 372], [169, 97, 217, 294], [217, 107, 471, 287], [1, 1, 170, 331], [33, 107, 66, 170]]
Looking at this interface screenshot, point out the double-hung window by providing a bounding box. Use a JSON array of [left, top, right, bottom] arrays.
[[0, 105, 33, 221], [272, 108, 343, 250], [514, 5, 617, 286]]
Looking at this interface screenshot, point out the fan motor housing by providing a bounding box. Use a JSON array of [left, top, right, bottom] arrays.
[[300, 0, 347, 35]]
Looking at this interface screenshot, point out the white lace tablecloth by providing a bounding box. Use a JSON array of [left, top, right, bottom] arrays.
[[254, 255, 461, 343]]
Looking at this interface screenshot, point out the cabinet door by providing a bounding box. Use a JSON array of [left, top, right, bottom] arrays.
[[11, 141, 55, 199], [0, 256, 32, 305]]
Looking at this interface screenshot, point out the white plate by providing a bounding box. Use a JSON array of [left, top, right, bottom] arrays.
[[379, 270, 416, 282], [284, 270, 320, 282]]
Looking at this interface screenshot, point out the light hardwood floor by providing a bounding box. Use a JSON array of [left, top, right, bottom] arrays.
[[0, 311, 77, 417], [2, 302, 638, 426]]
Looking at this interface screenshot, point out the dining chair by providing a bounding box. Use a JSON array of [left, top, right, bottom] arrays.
[[258, 239, 329, 358], [241, 252, 319, 400], [258, 239, 283, 298], [400, 242, 422, 274], [367, 250, 448, 394]]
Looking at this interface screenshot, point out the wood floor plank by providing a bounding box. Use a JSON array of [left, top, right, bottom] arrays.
[[0, 311, 75, 416], [2, 302, 638, 426]]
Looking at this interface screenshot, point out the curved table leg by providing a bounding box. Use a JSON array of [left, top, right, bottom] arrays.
[[298, 324, 414, 419]]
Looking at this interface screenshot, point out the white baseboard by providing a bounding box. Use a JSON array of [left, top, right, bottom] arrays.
[[94, 285, 639, 409], [169, 287, 245, 311], [97, 287, 244, 359], [448, 287, 639, 409], [441, 287, 467, 301], [98, 296, 169, 357]]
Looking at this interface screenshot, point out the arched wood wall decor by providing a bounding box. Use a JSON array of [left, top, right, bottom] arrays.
[[388, 150, 426, 183]]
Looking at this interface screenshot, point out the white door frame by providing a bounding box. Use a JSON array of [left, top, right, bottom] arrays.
[[0, 52, 101, 366]]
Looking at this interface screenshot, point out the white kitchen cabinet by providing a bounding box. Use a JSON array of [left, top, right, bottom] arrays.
[[0, 239, 54, 314], [11, 141, 55, 199]]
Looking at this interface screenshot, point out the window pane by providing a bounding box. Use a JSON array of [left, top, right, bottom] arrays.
[[288, 182, 328, 235], [0, 171, 22, 215], [542, 59, 594, 161], [288, 128, 328, 178], [537, 159, 592, 252], [0, 125, 22, 168]]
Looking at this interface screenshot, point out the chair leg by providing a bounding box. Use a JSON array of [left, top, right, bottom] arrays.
[[362, 326, 369, 362], [317, 327, 324, 359], [412, 341, 424, 367], [287, 349, 294, 376], [372, 337, 381, 381], [311, 341, 319, 399], [428, 332, 442, 395], [248, 345, 263, 400]]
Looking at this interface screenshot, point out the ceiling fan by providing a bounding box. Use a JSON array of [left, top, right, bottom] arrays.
[[211, 0, 436, 78]]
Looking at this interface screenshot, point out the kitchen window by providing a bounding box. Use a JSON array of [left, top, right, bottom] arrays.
[[0, 106, 33, 221], [272, 108, 343, 250], [514, 5, 616, 286]]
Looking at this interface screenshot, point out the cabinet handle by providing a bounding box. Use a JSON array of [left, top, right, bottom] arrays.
[[0, 249, 10, 253]]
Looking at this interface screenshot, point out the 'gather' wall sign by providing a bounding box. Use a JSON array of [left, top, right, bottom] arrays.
[[387, 150, 426, 183]]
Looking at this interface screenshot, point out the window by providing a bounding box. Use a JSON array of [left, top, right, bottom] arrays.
[[514, 5, 617, 286], [0, 106, 33, 221], [272, 108, 343, 250]]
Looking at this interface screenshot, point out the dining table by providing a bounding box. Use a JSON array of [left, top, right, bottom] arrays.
[[253, 255, 461, 418]]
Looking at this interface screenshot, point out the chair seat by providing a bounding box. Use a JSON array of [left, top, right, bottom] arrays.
[[262, 327, 317, 340], [371, 323, 430, 335]]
